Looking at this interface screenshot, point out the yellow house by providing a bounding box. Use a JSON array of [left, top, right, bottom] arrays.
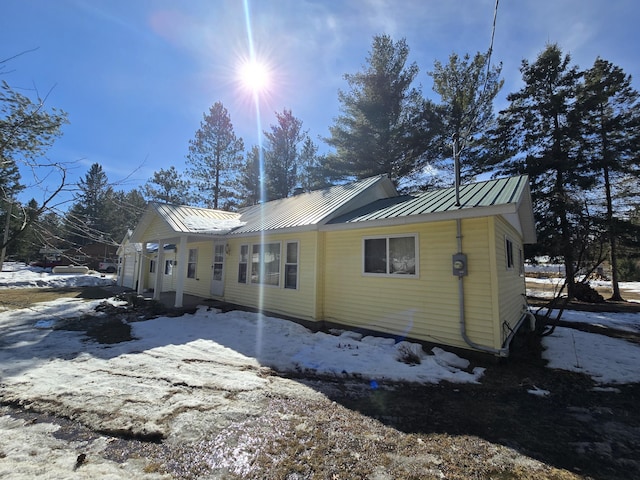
[[124, 174, 536, 356]]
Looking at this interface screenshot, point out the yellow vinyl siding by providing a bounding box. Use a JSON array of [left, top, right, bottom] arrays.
[[460, 218, 497, 348], [223, 231, 319, 322], [142, 215, 178, 241], [324, 218, 498, 351], [494, 216, 528, 343], [182, 241, 215, 298]]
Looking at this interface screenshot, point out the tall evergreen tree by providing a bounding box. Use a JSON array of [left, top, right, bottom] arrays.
[[186, 102, 244, 209], [298, 137, 331, 192], [489, 44, 587, 299], [325, 34, 437, 186], [10, 198, 40, 262], [263, 109, 305, 200], [107, 188, 146, 242], [65, 163, 112, 246], [578, 58, 640, 300], [428, 51, 503, 183], [143, 166, 192, 205], [236, 145, 263, 207]]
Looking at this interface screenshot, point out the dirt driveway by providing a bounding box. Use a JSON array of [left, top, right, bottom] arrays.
[[1, 289, 639, 479]]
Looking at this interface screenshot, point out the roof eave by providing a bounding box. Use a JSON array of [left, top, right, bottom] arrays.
[[320, 203, 522, 231]]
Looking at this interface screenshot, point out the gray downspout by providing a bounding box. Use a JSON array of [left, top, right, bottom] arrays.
[[456, 218, 531, 357]]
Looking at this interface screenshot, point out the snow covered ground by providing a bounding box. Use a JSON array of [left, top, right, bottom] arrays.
[[1, 262, 639, 478]]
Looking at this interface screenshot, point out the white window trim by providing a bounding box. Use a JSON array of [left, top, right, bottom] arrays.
[[518, 247, 524, 276], [187, 248, 198, 279], [284, 241, 299, 290], [362, 234, 419, 278], [505, 236, 515, 270], [238, 244, 249, 284], [250, 241, 282, 288]]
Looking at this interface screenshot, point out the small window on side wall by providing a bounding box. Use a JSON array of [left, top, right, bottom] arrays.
[[505, 237, 514, 270]]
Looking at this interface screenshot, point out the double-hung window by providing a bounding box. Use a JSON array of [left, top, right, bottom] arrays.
[[251, 242, 281, 286], [187, 248, 197, 279], [364, 235, 417, 276], [284, 241, 299, 289], [238, 245, 249, 283]]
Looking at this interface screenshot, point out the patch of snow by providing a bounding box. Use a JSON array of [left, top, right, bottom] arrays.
[[527, 386, 551, 397], [182, 215, 245, 233], [542, 327, 640, 384]]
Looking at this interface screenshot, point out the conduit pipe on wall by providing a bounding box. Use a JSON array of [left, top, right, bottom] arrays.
[[456, 218, 533, 357]]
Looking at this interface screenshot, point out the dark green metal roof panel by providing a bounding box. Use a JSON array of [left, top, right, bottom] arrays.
[[329, 175, 530, 224]]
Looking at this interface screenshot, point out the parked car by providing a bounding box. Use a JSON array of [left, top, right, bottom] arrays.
[[98, 259, 117, 273], [30, 258, 67, 269]]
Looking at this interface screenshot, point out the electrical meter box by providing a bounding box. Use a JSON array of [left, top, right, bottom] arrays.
[[452, 253, 468, 276]]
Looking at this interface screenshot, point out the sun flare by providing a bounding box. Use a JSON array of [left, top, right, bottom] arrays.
[[238, 59, 271, 94]]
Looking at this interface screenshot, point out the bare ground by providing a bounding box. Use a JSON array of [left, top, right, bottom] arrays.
[[1, 286, 639, 479]]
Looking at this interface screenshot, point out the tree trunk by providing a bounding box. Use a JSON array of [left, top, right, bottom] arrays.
[[604, 166, 624, 301]]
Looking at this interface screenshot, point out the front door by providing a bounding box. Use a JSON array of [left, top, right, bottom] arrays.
[[210, 242, 226, 297]]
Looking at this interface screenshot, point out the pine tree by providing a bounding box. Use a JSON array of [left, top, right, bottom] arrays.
[[0, 77, 67, 265], [107, 188, 146, 243], [186, 102, 244, 209], [578, 58, 640, 300], [143, 166, 192, 205], [325, 34, 437, 186], [263, 109, 305, 200], [490, 44, 588, 299], [428, 51, 503, 183], [65, 163, 112, 246], [236, 145, 263, 207], [298, 137, 331, 192]]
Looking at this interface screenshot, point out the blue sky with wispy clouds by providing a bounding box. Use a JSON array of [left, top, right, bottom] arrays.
[[2, 0, 638, 207]]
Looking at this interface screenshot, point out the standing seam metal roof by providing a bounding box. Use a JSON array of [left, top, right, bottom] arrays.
[[152, 203, 242, 234], [328, 175, 530, 224], [228, 175, 389, 234]]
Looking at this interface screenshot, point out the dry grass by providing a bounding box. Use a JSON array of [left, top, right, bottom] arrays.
[[0, 287, 84, 311]]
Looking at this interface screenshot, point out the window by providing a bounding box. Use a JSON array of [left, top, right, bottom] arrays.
[[251, 243, 281, 286], [149, 259, 156, 273], [164, 259, 173, 275], [284, 241, 298, 289], [187, 248, 198, 278], [505, 237, 514, 270], [238, 244, 249, 283], [518, 248, 524, 276], [364, 235, 417, 276]]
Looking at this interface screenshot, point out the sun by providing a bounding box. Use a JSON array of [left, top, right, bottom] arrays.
[[238, 59, 271, 95]]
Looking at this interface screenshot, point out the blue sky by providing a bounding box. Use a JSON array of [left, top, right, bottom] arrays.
[[2, 0, 638, 208]]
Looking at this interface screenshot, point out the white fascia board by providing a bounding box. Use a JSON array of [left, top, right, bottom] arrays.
[[224, 223, 319, 239]]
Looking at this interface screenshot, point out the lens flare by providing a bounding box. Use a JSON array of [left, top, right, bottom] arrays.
[[238, 59, 270, 95]]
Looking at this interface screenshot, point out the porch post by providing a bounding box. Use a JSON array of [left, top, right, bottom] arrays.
[[174, 236, 188, 308], [136, 243, 147, 295], [153, 240, 165, 300]]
